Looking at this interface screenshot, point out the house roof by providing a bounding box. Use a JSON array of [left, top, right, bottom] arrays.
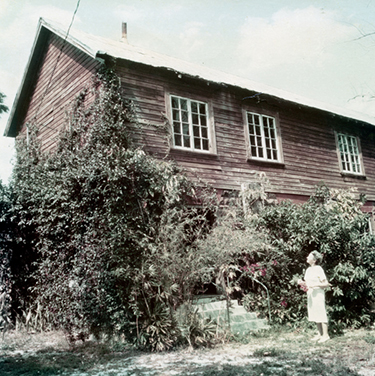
[[5, 17, 375, 137]]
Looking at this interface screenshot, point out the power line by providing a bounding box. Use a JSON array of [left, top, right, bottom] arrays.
[[33, 0, 81, 130]]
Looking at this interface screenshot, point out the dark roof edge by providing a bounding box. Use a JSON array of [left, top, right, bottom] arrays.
[[4, 19, 48, 137], [4, 18, 97, 138]]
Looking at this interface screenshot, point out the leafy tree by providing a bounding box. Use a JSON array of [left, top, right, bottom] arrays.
[[0, 92, 8, 116], [0, 92, 11, 331], [10, 68, 225, 349], [0, 181, 13, 331]]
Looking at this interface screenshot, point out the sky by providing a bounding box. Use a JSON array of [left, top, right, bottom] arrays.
[[1, 0, 375, 184]]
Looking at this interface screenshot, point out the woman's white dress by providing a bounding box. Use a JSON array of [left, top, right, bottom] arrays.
[[304, 265, 328, 323]]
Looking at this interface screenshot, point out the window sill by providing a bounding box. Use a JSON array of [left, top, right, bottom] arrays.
[[340, 172, 366, 181], [169, 147, 218, 159], [247, 158, 285, 168]]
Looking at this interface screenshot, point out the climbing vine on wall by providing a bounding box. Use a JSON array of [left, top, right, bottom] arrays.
[[9, 67, 227, 349]]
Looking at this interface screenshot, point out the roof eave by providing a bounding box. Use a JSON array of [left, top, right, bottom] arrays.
[[5, 18, 375, 138]]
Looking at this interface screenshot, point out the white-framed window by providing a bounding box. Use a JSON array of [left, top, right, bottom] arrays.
[[245, 111, 281, 162], [170, 95, 211, 152], [336, 133, 363, 175]]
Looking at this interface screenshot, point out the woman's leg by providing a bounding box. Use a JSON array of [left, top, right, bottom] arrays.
[[318, 323, 330, 342], [322, 323, 329, 337], [311, 323, 322, 341]]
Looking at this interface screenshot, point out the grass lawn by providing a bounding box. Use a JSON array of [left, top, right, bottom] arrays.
[[0, 326, 374, 375]]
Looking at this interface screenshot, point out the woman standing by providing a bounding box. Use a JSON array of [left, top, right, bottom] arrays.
[[298, 251, 331, 343]]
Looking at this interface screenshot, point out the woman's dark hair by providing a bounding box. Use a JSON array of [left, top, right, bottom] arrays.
[[311, 250, 323, 265]]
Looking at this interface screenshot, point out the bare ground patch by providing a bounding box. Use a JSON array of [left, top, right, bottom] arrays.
[[0, 328, 374, 375]]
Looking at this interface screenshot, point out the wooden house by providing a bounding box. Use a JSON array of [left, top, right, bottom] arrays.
[[5, 18, 375, 211]]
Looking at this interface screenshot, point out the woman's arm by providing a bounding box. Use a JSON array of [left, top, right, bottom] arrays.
[[309, 267, 332, 288], [298, 278, 331, 289], [309, 280, 332, 288], [297, 279, 308, 292]]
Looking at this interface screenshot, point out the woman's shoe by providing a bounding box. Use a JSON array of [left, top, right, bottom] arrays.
[[318, 336, 330, 343], [311, 334, 321, 341]]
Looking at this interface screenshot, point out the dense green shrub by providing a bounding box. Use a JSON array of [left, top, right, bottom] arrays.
[[0, 181, 12, 331], [247, 184, 375, 328], [196, 181, 375, 329], [174, 302, 217, 348], [9, 67, 227, 349]]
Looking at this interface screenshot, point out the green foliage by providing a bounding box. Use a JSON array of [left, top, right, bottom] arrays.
[[9, 67, 222, 350], [194, 188, 273, 299], [364, 334, 375, 344], [255, 184, 375, 327], [174, 302, 217, 348], [0, 92, 8, 116], [133, 301, 178, 352], [198, 181, 375, 329], [0, 181, 13, 333]]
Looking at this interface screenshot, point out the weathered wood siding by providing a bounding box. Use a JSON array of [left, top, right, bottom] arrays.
[[21, 33, 100, 152], [17, 33, 375, 205], [117, 61, 375, 203]]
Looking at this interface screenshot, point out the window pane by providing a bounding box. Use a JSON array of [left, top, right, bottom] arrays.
[[182, 123, 189, 135], [250, 135, 255, 147], [255, 125, 262, 136], [192, 114, 199, 124], [183, 135, 190, 147], [199, 103, 206, 114], [173, 122, 181, 134], [193, 126, 200, 137], [194, 137, 200, 149], [173, 109, 180, 121], [174, 134, 182, 146], [201, 127, 207, 139], [191, 102, 198, 113], [171, 96, 179, 109], [202, 139, 209, 150], [181, 99, 187, 111], [182, 111, 189, 123]]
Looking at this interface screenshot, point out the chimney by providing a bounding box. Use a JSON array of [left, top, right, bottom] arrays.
[[122, 22, 128, 43]]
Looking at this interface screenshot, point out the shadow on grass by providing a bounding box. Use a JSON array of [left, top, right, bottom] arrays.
[[197, 360, 360, 376], [0, 349, 360, 376], [0, 343, 136, 376]]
